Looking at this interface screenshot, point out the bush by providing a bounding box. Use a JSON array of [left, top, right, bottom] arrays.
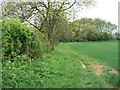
[[2, 18, 43, 62], [86, 32, 112, 41]]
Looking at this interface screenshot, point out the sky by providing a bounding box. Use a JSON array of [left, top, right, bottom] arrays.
[[77, 0, 119, 25]]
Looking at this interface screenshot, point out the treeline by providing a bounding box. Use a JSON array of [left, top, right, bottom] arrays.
[[59, 18, 118, 42]]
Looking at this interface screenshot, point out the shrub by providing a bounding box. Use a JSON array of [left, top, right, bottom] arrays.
[[2, 18, 43, 62]]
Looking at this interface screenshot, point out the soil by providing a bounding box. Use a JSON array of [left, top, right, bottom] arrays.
[[90, 62, 118, 76], [91, 63, 105, 76]]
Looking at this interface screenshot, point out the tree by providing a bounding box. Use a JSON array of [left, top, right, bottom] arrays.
[[115, 32, 120, 40], [2, 0, 95, 51], [62, 18, 117, 41]]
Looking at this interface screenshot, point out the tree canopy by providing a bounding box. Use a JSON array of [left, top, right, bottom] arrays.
[[2, 0, 95, 50]]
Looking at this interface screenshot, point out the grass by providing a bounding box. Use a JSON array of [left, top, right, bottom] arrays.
[[101, 67, 120, 87], [68, 41, 118, 70], [2, 41, 119, 88], [0, 63, 2, 89]]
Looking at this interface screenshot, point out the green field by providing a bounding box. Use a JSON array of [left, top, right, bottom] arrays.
[[67, 41, 118, 70], [3, 41, 119, 88]]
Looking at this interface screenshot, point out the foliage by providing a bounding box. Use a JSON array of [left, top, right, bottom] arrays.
[[2, 18, 43, 62], [3, 41, 118, 88], [1, 1, 118, 88], [59, 18, 117, 42], [115, 33, 120, 40], [2, 0, 95, 51]]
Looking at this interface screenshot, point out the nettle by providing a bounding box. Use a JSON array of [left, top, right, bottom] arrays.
[[2, 18, 43, 62]]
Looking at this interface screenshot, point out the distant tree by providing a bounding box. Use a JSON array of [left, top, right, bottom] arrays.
[[62, 18, 117, 41], [115, 32, 120, 40]]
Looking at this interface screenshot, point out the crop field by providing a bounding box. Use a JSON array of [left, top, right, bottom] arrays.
[[2, 41, 119, 88], [68, 41, 118, 70]]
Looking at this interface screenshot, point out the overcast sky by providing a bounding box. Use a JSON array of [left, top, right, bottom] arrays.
[[77, 0, 119, 25]]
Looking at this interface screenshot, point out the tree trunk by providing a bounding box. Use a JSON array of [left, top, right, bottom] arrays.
[[47, 30, 55, 51], [50, 38, 55, 51]]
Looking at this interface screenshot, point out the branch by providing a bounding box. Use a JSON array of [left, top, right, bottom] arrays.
[[61, 0, 76, 11], [39, 16, 48, 31], [25, 19, 40, 30], [58, 2, 65, 11], [33, 6, 46, 19], [38, 1, 48, 9]]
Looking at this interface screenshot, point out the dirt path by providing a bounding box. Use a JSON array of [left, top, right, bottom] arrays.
[[91, 64, 104, 76], [90, 62, 119, 76], [80, 60, 86, 69]]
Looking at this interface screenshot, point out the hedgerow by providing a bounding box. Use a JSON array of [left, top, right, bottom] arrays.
[[2, 18, 44, 62]]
